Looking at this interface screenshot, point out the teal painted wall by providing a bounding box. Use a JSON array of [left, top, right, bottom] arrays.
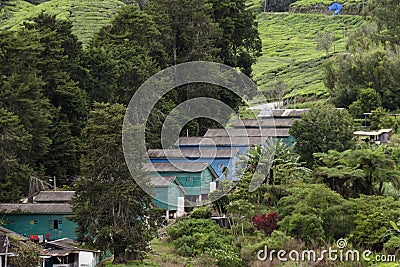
[[167, 184, 183, 210], [153, 187, 168, 210], [153, 184, 184, 210], [151, 172, 202, 196], [200, 169, 215, 194], [1, 214, 77, 240]]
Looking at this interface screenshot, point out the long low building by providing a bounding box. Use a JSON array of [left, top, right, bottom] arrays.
[[0, 191, 77, 241], [147, 148, 240, 181]]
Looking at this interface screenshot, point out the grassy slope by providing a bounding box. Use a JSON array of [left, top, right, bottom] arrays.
[[1, 0, 364, 104], [252, 12, 363, 104], [0, 0, 125, 45]]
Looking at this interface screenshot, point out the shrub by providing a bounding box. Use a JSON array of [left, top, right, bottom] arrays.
[[279, 213, 325, 245], [384, 236, 400, 255], [191, 206, 212, 219], [167, 219, 222, 241], [350, 196, 400, 251], [167, 218, 239, 259], [252, 212, 279, 235]]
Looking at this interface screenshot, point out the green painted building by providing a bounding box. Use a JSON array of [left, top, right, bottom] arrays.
[[0, 191, 77, 241], [151, 176, 187, 210], [145, 162, 218, 208]]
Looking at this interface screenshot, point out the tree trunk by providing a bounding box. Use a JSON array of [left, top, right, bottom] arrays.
[[113, 244, 127, 264]]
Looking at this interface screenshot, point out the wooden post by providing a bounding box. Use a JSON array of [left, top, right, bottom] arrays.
[[4, 235, 9, 267]]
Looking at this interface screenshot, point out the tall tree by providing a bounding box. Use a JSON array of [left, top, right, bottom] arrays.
[[0, 29, 53, 174], [72, 102, 153, 264], [371, 0, 400, 47], [145, 0, 222, 64], [23, 13, 88, 180], [290, 104, 355, 167], [208, 0, 262, 76], [87, 5, 166, 105], [0, 108, 32, 202]]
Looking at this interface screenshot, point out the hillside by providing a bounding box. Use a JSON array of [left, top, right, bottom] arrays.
[[252, 13, 364, 104], [1, 0, 365, 104], [0, 0, 124, 45]]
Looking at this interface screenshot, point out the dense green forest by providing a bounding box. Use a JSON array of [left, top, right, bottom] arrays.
[[2, 0, 400, 266], [0, 0, 261, 201]]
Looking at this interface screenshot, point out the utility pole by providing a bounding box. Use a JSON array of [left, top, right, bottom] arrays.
[[50, 176, 56, 191]]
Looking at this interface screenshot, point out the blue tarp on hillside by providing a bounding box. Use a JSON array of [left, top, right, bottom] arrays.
[[327, 2, 342, 15]]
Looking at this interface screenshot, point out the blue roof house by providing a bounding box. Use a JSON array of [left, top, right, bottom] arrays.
[[147, 148, 240, 181]]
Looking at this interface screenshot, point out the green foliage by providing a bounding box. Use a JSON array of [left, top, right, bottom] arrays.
[[23, 12, 88, 181], [325, 48, 400, 110], [207, 0, 262, 76], [191, 206, 212, 219], [315, 32, 335, 56], [9, 241, 42, 267], [278, 184, 354, 243], [167, 219, 222, 241], [350, 195, 400, 251], [383, 235, 400, 255], [72, 102, 153, 264], [0, 108, 32, 202], [0, 28, 53, 173], [281, 213, 325, 244], [0, 0, 125, 46], [370, 107, 398, 131], [371, 0, 400, 47], [349, 88, 382, 117], [290, 104, 355, 167], [88, 5, 164, 105], [314, 147, 400, 197], [238, 138, 310, 188], [193, 247, 243, 267], [264, 0, 297, 12], [166, 218, 240, 263]]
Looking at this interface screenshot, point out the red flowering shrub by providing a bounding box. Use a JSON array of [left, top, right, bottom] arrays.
[[252, 212, 279, 235]]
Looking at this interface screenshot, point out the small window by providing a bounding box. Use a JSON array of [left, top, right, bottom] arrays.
[[49, 220, 63, 230]]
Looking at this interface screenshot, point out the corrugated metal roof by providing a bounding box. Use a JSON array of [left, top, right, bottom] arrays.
[[33, 191, 75, 203], [144, 162, 210, 172], [150, 176, 176, 187], [258, 109, 310, 118], [0, 226, 29, 242], [147, 148, 239, 158], [354, 129, 393, 136], [204, 128, 289, 137], [46, 238, 99, 253], [231, 118, 296, 128], [47, 238, 78, 248], [174, 136, 265, 146], [150, 176, 188, 194], [0, 204, 73, 214]]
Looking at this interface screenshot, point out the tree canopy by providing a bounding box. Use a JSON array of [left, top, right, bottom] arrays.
[[290, 104, 355, 167]]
